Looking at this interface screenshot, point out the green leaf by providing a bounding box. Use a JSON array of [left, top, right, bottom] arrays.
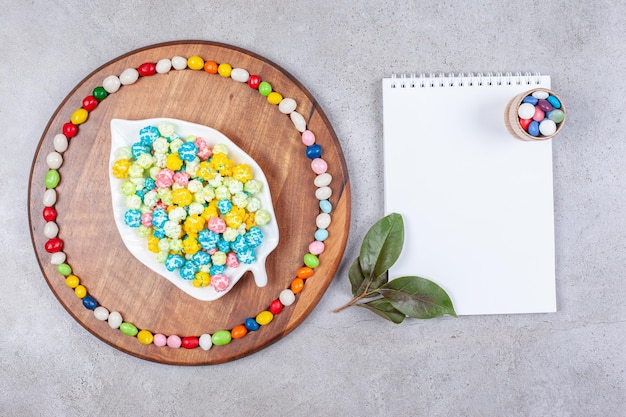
[[377, 276, 457, 319], [348, 256, 366, 296], [358, 298, 406, 324], [358, 213, 404, 285]]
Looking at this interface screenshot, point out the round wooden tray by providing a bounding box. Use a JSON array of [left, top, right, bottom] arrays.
[[28, 41, 350, 365]]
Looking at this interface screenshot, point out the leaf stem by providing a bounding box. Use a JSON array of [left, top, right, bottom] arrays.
[[332, 290, 376, 313]]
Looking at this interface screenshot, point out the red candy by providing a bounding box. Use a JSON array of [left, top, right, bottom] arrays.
[[138, 62, 157, 76], [43, 206, 57, 221], [181, 336, 199, 349], [269, 299, 283, 315], [82, 95, 98, 112], [247, 74, 261, 89], [62, 122, 78, 138], [45, 237, 63, 253], [519, 118, 532, 131]]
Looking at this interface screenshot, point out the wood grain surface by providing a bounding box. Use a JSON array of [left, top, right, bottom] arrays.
[[28, 41, 350, 365]]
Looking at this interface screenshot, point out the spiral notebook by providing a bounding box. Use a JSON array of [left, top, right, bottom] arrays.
[[382, 73, 556, 315]]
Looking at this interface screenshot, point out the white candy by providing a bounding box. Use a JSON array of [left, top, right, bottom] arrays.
[[517, 102, 535, 119], [94, 306, 110, 321], [102, 75, 121, 93], [119, 68, 139, 85], [43, 189, 56, 207], [43, 221, 59, 238], [107, 311, 123, 329], [314, 173, 332, 187], [279, 289, 296, 306], [539, 119, 557, 136], [278, 98, 297, 114], [230, 68, 249, 83], [53, 134, 68, 152], [50, 252, 66, 265], [315, 186, 332, 200], [156, 58, 172, 74], [532, 90, 549, 99], [46, 151, 63, 169], [171, 56, 188, 70], [290, 111, 306, 132], [316, 213, 331, 229], [199, 334, 213, 351]]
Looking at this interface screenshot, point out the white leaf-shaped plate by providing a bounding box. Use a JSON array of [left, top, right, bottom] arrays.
[[109, 117, 279, 301]]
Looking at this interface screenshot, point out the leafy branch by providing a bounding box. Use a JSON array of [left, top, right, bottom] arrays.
[[333, 213, 457, 323]]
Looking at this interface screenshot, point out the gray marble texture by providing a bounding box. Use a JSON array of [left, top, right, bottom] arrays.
[[1, 1, 624, 416]]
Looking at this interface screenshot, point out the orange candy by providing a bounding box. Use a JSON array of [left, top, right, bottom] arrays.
[[296, 266, 314, 279], [231, 324, 248, 339], [204, 60, 219, 74], [291, 278, 304, 294]]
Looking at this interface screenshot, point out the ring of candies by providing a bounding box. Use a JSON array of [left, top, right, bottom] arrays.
[[40, 53, 334, 351]]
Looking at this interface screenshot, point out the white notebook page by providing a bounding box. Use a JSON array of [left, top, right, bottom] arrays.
[[382, 74, 556, 315]]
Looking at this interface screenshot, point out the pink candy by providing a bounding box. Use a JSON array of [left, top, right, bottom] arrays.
[[226, 252, 240, 268], [155, 168, 174, 188], [302, 130, 316, 146], [195, 138, 212, 160], [311, 158, 327, 174], [309, 240, 325, 255], [211, 274, 231, 292], [141, 212, 152, 227], [208, 217, 226, 233], [153, 333, 167, 347], [173, 171, 190, 186], [166, 334, 182, 348]]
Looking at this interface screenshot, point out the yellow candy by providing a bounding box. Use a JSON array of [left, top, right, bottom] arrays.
[[256, 311, 274, 326], [244, 212, 256, 230], [267, 91, 283, 105], [210, 153, 233, 176], [165, 153, 183, 171], [74, 285, 87, 299], [137, 329, 154, 345], [147, 235, 160, 253], [202, 204, 219, 220], [183, 214, 205, 234], [111, 159, 131, 178], [192, 271, 211, 288], [224, 207, 245, 229], [217, 63, 232, 78], [65, 275, 80, 288], [182, 235, 201, 255], [196, 161, 215, 181], [71, 108, 88, 125], [172, 188, 193, 206], [187, 55, 205, 71], [231, 164, 253, 182]]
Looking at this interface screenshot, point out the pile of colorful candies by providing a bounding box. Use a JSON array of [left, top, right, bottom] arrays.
[[111, 123, 272, 291], [516, 90, 564, 138], [40, 53, 334, 351]]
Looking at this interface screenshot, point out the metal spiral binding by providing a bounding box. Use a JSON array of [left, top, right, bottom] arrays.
[[388, 72, 543, 88]]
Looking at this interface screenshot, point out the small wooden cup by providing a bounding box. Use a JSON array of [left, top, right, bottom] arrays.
[[505, 88, 566, 141]]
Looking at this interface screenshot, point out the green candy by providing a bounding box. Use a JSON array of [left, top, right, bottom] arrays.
[[303, 253, 319, 269], [45, 170, 60, 189], [57, 263, 72, 276], [211, 330, 232, 346], [92, 86, 108, 101], [120, 322, 138, 337], [258, 81, 272, 97]]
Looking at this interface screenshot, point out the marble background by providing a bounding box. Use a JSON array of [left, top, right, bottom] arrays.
[[1, 1, 624, 416]]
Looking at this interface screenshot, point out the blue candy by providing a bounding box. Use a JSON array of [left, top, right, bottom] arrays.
[[547, 95, 561, 109], [192, 251, 211, 266], [179, 261, 198, 280], [131, 142, 151, 159], [139, 125, 160, 146], [210, 265, 225, 276], [244, 317, 260, 331], [123, 209, 142, 227], [237, 247, 256, 264], [217, 199, 232, 214], [522, 96, 538, 105], [144, 177, 156, 191], [153, 227, 165, 239], [231, 235, 249, 253], [217, 238, 230, 253], [314, 228, 329, 242], [319, 199, 332, 214], [165, 254, 185, 271], [198, 229, 219, 250], [151, 208, 168, 228], [245, 226, 263, 248], [306, 144, 322, 159], [528, 120, 540, 137], [178, 142, 198, 162], [82, 295, 98, 310]]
